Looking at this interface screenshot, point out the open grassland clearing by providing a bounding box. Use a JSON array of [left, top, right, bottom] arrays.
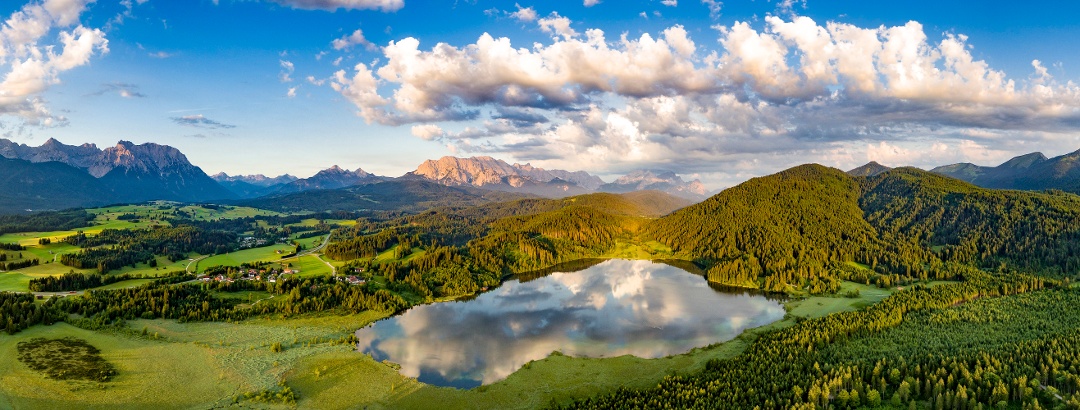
[[0, 255, 187, 292], [91, 279, 156, 290], [0, 271, 38, 292], [600, 239, 675, 260], [784, 281, 894, 318], [0, 312, 392, 409], [294, 235, 328, 249], [211, 290, 281, 308], [196, 244, 296, 273], [371, 244, 426, 264], [128, 312, 388, 398], [0, 216, 154, 246], [287, 255, 335, 277], [176, 204, 282, 220], [0, 323, 235, 409]]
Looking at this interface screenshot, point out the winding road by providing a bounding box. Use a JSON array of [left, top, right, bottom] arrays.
[[281, 234, 337, 276], [186, 255, 209, 274]]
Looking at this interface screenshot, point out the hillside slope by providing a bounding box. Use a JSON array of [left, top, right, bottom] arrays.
[[931, 149, 1080, 193], [0, 158, 114, 212], [645, 164, 883, 290], [861, 167, 1080, 275]]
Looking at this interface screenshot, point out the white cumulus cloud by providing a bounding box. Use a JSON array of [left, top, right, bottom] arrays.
[[332, 28, 376, 51], [509, 4, 537, 22], [0, 0, 108, 127], [411, 124, 445, 140], [325, 16, 1080, 186], [538, 12, 578, 41]]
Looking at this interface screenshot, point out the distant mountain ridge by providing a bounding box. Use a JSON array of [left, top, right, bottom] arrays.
[[274, 165, 386, 194], [0, 139, 716, 212], [212, 173, 298, 187], [930, 149, 1080, 193], [405, 156, 603, 197], [0, 138, 234, 208], [598, 170, 706, 200]]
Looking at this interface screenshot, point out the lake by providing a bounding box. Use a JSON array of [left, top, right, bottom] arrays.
[[354, 259, 786, 388]]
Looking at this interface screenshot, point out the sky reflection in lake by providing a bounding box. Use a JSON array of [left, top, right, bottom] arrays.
[[355, 259, 785, 388]]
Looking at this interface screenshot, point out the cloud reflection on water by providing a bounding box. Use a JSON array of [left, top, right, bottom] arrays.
[[355, 259, 785, 388]]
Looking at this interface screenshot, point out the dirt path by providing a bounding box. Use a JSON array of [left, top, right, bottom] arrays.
[[186, 256, 209, 274]]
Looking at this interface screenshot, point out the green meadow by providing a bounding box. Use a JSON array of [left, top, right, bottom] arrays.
[[0, 203, 312, 292], [196, 245, 296, 273], [0, 281, 887, 410]]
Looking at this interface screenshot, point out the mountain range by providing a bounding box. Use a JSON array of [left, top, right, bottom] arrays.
[[0, 138, 233, 211], [0, 138, 707, 213], [929, 149, 1080, 193], [221, 155, 707, 201], [6, 136, 1080, 215], [598, 170, 707, 197]]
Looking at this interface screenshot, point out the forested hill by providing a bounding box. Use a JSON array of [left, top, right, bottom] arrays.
[[860, 167, 1080, 276], [645, 164, 1080, 291], [237, 180, 533, 213], [644, 164, 887, 291], [326, 190, 692, 272]]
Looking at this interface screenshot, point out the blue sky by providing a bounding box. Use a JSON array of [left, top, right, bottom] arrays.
[[3, 0, 1080, 187]]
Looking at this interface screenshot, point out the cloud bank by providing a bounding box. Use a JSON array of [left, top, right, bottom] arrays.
[[0, 0, 109, 127], [324, 14, 1080, 186]]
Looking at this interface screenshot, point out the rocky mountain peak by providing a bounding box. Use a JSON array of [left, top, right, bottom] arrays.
[[412, 156, 603, 191], [88, 141, 193, 178], [317, 165, 370, 177]]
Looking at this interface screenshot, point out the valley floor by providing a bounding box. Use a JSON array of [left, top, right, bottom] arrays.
[[0, 281, 892, 409]]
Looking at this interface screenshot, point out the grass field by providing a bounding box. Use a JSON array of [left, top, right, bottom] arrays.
[[288, 255, 335, 277], [784, 281, 894, 319], [0, 271, 36, 292], [0, 323, 235, 409], [92, 279, 156, 290], [370, 245, 427, 265], [600, 240, 675, 260], [196, 244, 296, 273], [176, 205, 281, 221], [0, 217, 159, 246], [0, 255, 187, 292], [89, 203, 281, 222], [0, 312, 395, 409]]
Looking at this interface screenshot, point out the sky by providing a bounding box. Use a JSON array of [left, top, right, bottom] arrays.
[[2, 0, 1080, 188]]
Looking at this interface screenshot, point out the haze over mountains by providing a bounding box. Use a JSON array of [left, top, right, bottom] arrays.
[[226, 155, 707, 200], [0, 139, 707, 213], [5, 136, 1080, 215], [844, 149, 1080, 194], [929, 149, 1080, 193]]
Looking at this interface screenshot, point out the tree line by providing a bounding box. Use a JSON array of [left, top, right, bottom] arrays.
[[566, 271, 1054, 409], [60, 226, 236, 273]]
